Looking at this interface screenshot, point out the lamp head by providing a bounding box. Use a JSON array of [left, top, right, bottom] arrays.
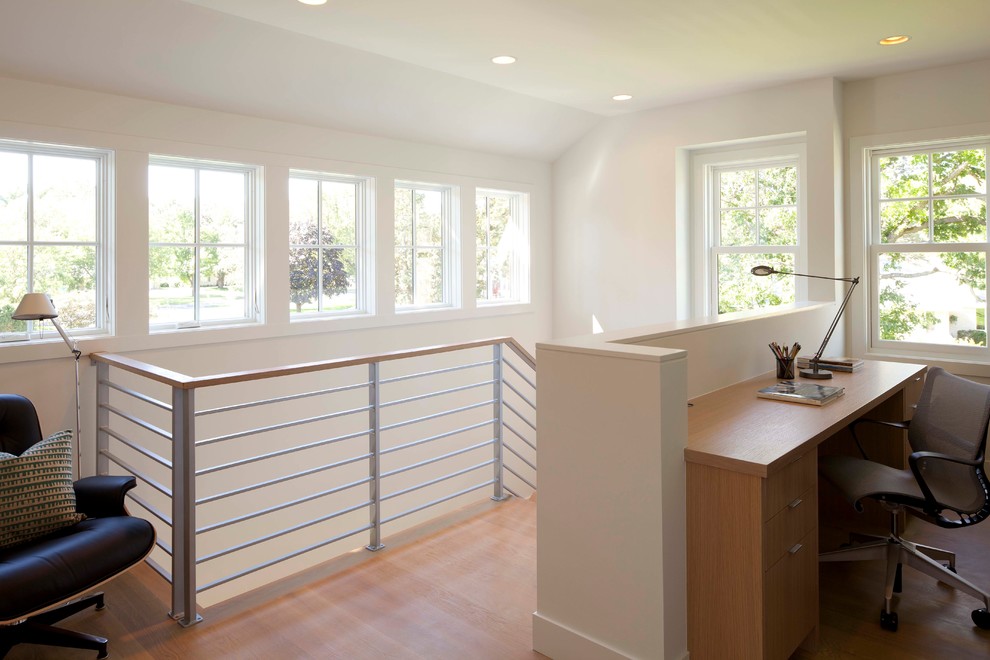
[[12, 293, 59, 321], [750, 265, 780, 277]]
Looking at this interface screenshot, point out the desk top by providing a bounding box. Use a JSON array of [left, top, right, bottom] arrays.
[[685, 359, 926, 478]]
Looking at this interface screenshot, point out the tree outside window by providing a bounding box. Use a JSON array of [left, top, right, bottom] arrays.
[[0, 141, 108, 337], [149, 159, 257, 328], [476, 189, 528, 304], [289, 173, 366, 316], [395, 183, 451, 308], [872, 145, 987, 347]]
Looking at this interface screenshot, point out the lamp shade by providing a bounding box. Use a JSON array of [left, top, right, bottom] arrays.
[[11, 293, 58, 321]]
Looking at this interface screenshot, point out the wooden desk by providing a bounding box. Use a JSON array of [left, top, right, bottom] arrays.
[[685, 360, 926, 660]]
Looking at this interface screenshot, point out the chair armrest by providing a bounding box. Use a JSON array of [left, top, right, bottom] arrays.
[[74, 475, 137, 518], [908, 450, 984, 518], [850, 418, 911, 459]]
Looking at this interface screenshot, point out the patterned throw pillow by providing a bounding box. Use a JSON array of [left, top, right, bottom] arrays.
[[0, 430, 85, 549]]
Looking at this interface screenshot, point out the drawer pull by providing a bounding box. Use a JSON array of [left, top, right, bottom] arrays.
[[788, 498, 803, 509], [788, 543, 803, 555]]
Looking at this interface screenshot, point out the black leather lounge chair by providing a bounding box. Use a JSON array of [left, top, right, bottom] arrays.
[[0, 393, 156, 658]]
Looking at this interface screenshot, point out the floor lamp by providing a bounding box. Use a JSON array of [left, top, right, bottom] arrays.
[[13, 293, 82, 479]]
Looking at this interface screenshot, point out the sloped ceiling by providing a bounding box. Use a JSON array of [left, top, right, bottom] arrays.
[[2, 0, 989, 161]]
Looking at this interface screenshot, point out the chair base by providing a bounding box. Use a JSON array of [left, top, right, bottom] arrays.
[[0, 592, 109, 659], [821, 533, 990, 630]]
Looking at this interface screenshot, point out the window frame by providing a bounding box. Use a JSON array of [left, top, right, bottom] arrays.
[[691, 142, 808, 317], [865, 137, 990, 360], [394, 180, 457, 311], [148, 155, 263, 331], [0, 138, 113, 343], [475, 188, 530, 306], [288, 169, 374, 320]]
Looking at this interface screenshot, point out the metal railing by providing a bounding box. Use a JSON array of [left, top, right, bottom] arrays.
[[90, 337, 536, 626]]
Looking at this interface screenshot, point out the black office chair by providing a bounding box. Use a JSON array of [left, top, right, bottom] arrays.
[[819, 367, 990, 632], [0, 394, 156, 658]]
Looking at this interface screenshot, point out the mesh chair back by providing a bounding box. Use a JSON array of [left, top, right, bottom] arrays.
[[909, 367, 990, 517]]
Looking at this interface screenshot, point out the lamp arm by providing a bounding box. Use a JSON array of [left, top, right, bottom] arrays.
[[810, 277, 859, 363], [49, 317, 81, 359]]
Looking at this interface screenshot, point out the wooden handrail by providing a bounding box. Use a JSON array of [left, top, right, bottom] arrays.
[[90, 337, 536, 390]]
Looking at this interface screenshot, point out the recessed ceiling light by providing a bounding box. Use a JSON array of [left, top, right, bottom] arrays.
[[612, 94, 633, 101], [298, 0, 327, 5], [879, 35, 910, 46], [491, 55, 516, 65]]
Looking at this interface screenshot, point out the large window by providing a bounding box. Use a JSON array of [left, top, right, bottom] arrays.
[[394, 182, 455, 309], [476, 189, 529, 305], [0, 139, 111, 340], [289, 172, 372, 317], [148, 157, 260, 328], [868, 141, 988, 353]]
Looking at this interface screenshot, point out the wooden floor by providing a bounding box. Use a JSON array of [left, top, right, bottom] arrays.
[[7, 495, 990, 659]]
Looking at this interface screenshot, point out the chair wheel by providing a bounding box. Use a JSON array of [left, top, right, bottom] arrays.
[[880, 609, 898, 631], [973, 608, 990, 630]]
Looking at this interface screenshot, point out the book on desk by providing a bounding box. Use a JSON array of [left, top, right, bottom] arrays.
[[795, 356, 864, 372], [757, 380, 845, 405]]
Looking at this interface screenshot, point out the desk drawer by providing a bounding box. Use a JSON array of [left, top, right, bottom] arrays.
[[764, 449, 816, 521], [763, 486, 817, 571], [765, 528, 817, 660]]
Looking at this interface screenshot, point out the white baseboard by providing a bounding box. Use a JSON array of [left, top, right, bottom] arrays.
[[532, 611, 691, 660]]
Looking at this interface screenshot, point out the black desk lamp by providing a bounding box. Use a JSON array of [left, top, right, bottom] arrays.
[[751, 265, 859, 380]]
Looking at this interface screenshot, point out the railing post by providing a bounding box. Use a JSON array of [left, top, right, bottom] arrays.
[[95, 362, 110, 476], [366, 362, 384, 551], [170, 386, 202, 626], [492, 343, 507, 501]]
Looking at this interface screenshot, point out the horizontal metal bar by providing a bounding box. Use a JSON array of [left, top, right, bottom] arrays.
[[381, 439, 494, 479], [503, 401, 536, 432], [196, 452, 373, 505], [102, 403, 172, 440], [380, 419, 493, 456], [379, 359, 494, 385], [505, 442, 537, 472], [127, 491, 172, 525], [196, 381, 372, 416], [381, 480, 495, 525], [504, 484, 521, 499], [380, 399, 493, 433], [504, 422, 536, 452], [504, 464, 536, 491], [145, 556, 172, 582], [503, 379, 536, 410], [100, 379, 171, 411], [102, 426, 172, 469], [197, 523, 374, 593], [198, 499, 373, 564], [503, 357, 536, 390], [381, 459, 495, 502], [101, 451, 172, 497], [196, 428, 371, 476], [380, 379, 494, 409], [196, 404, 372, 446], [197, 476, 373, 533]]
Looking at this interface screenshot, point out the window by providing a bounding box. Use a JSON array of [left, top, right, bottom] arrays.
[[868, 140, 988, 353], [691, 142, 806, 317], [289, 172, 372, 317], [476, 189, 529, 305], [0, 139, 111, 340], [148, 157, 260, 328], [394, 182, 455, 309]]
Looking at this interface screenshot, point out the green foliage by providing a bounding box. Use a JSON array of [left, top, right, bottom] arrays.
[[878, 280, 938, 340], [288, 223, 349, 312]]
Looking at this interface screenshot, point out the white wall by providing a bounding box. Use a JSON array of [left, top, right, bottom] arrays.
[[0, 76, 553, 473], [552, 77, 845, 340]]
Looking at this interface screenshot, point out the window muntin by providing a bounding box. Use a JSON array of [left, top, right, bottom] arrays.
[[149, 157, 260, 328], [476, 189, 529, 305], [289, 172, 371, 317], [394, 182, 454, 309], [0, 140, 111, 340], [709, 159, 800, 314], [870, 143, 988, 350]]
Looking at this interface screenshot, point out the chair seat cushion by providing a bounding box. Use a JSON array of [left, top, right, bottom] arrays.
[[0, 516, 155, 622], [819, 454, 926, 511]]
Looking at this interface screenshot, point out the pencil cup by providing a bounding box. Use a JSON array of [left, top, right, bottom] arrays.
[[775, 357, 795, 380]]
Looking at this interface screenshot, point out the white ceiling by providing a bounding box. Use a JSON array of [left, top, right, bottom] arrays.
[[1, 0, 989, 161]]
